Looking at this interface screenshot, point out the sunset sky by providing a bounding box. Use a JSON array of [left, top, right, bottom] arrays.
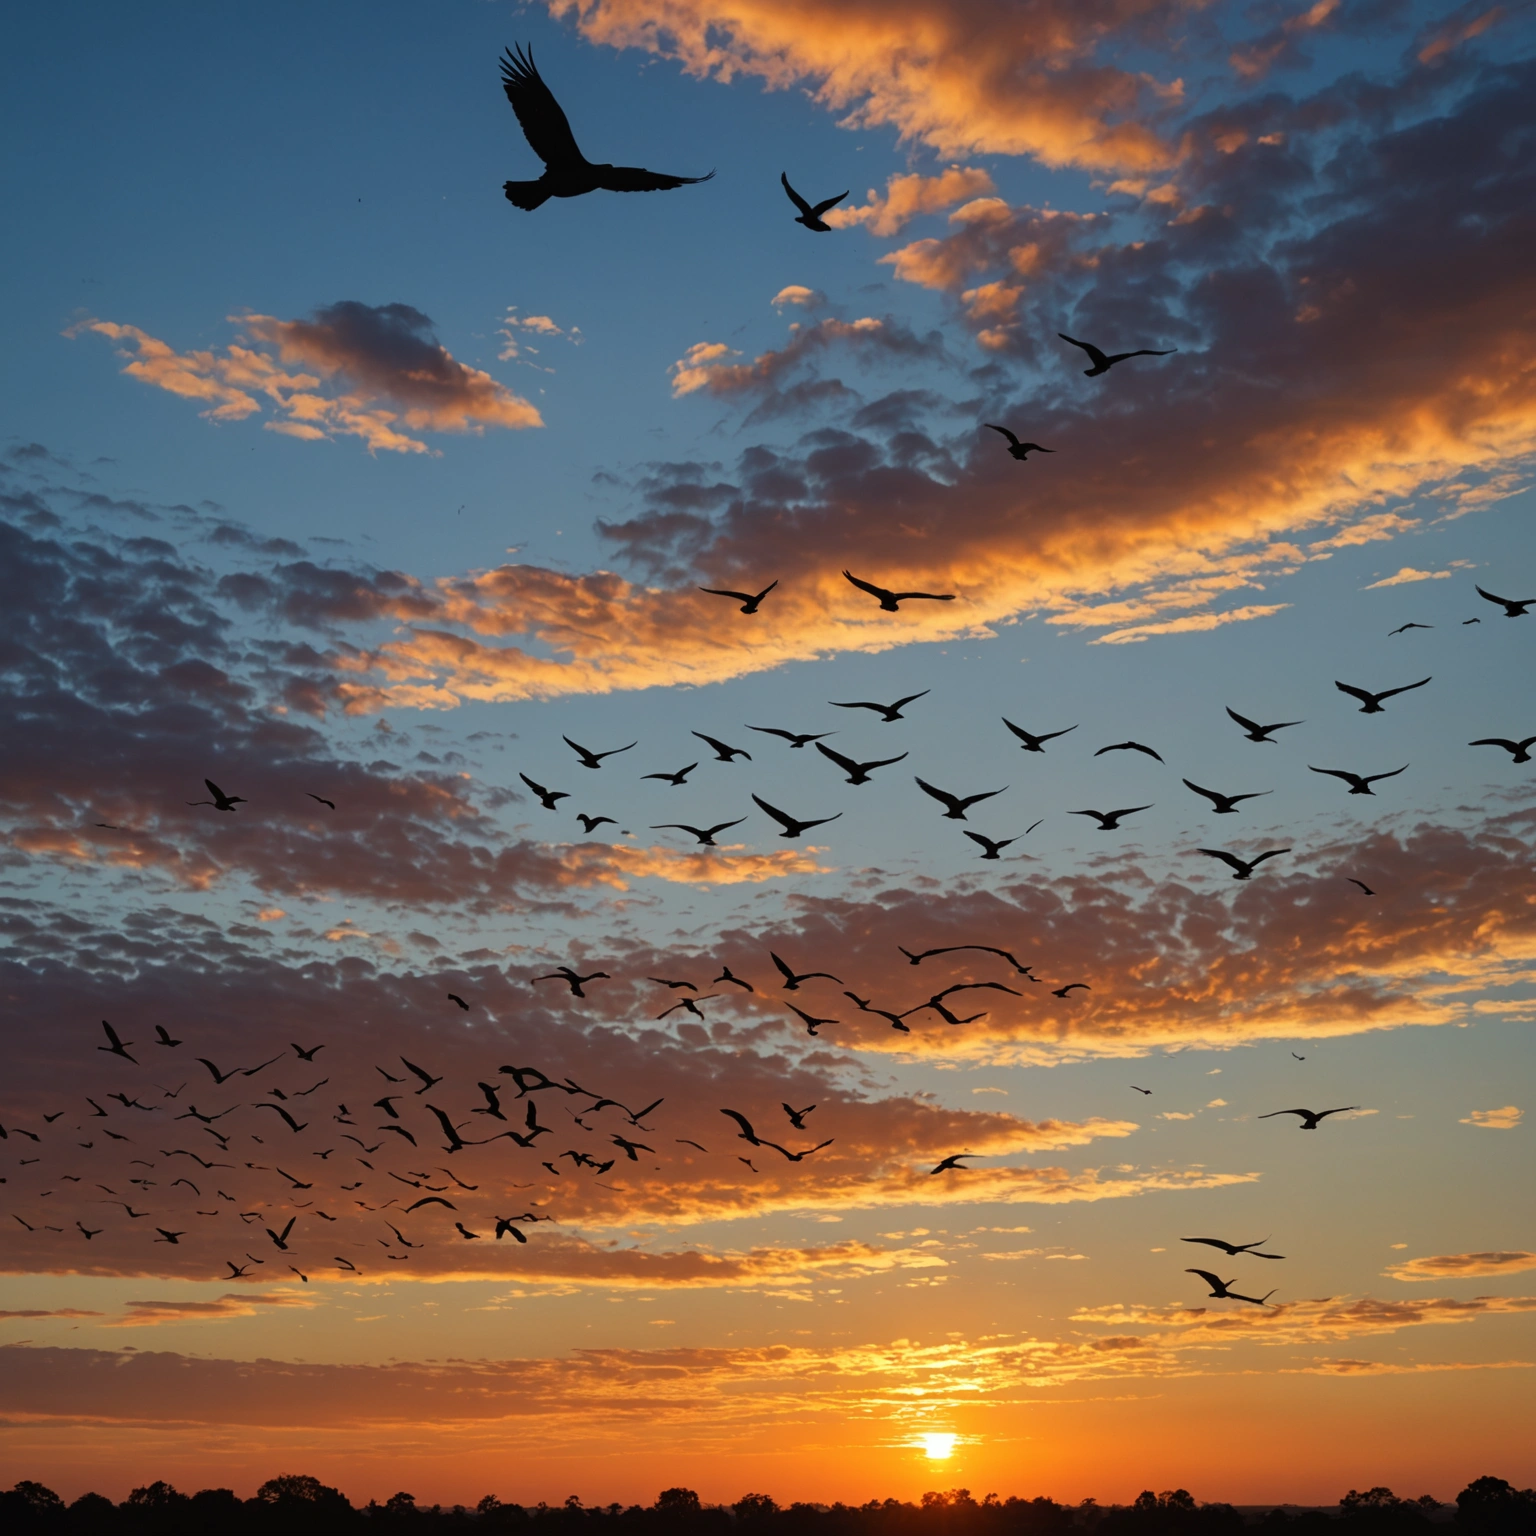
[[1, 0, 1533, 1512]]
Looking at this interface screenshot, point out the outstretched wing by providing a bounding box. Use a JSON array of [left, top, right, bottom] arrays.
[[780, 172, 812, 216], [812, 190, 849, 216], [1198, 849, 1245, 873], [842, 569, 890, 601], [598, 165, 715, 192], [1376, 676, 1431, 701], [985, 423, 1020, 445], [500, 46, 587, 170], [1058, 333, 1108, 367], [1185, 1268, 1225, 1289]]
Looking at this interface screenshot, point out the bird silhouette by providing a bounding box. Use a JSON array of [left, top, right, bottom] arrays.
[[782, 1103, 816, 1130], [1334, 677, 1431, 714], [400, 1058, 443, 1094], [915, 777, 1007, 820], [1258, 1106, 1360, 1129], [1183, 780, 1272, 814], [1183, 1236, 1285, 1259], [1002, 719, 1077, 752], [964, 831, 1019, 860], [843, 571, 955, 611], [720, 1109, 768, 1146], [266, 1216, 296, 1251], [98, 1021, 137, 1062], [534, 967, 609, 998], [815, 742, 908, 784], [576, 813, 617, 833], [187, 778, 245, 811], [658, 995, 718, 1020], [1475, 585, 1533, 616], [752, 794, 841, 839], [650, 977, 698, 991], [1388, 622, 1433, 636], [1347, 878, 1376, 895], [692, 731, 751, 762], [1070, 805, 1151, 830], [1470, 736, 1536, 764], [519, 773, 568, 810], [930, 1154, 975, 1174], [446, 993, 470, 1012], [1198, 847, 1290, 881], [306, 793, 335, 809], [1308, 765, 1408, 795], [642, 763, 698, 787], [291, 1041, 325, 1060], [785, 1001, 838, 1036], [1052, 983, 1090, 998], [747, 726, 834, 749], [1226, 707, 1303, 743], [1131, 1086, 1151, 1095], [651, 818, 745, 846], [714, 965, 754, 991], [499, 45, 714, 211], [154, 1228, 185, 1244], [898, 944, 1036, 976], [985, 424, 1054, 460], [829, 690, 929, 722], [1186, 1269, 1275, 1305], [1096, 740, 1164, 763], [699, 579, 778, 613], [563, 737, 636, 769], [1058, 333, 1176, 375], [771, 952, 841, 990], [844, 991, 912, 1032], [781, 172, 847, 230]]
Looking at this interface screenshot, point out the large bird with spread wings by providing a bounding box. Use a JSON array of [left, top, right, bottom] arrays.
[[499, 46, 715, 211]]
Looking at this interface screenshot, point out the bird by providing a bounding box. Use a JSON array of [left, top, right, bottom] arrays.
[[898, 944, 1037, 976], [650, 818, 745, 846], [519, 773, 568, 810], [1464, 618, 1481, 624], [746, 726, 834, 748], [1475, 585, 1533, 617], [829, 690, 930, 722], [254, 1104, 308, 1134], [494, 1217, 530, 1244], [658, 995, 718, 1020], [785, 1002, 838, 1036], [98, 1020, 137, 1063], [699, 580, 778, 613], [400, 1058, 443, 1094], [1002, 719, 1077, 752], [1183, 1236, 1285, 1259], [1470, 736, 1536, 764], [915, 777, 1007, 820], [842, 571, 955, 611], [692, 731, 751, 762], [642, 763, 698, 787], [225, 1261, 250, 1277], [76, 1222, 103, 1239], [1347, 878, 1376, 895], [1225, 707, 1303, 743], [1058, 333, 1176, 376], [782, 1103, 816, 1130], [1308, 765, 1408, 795], [1095, 740, 1164, 763], [533, 967, 609, 998], [1334, 677, 1431, 713], [1388, 623, 1433, 636], [1183, 780, 1272, 814], [930, 1154, 975, 1174], [1131, 1086, 1151, 1095], [154, 1228, 185, 1244], [713, 965, 754, 992], [424, 1106, 466, 1153], [306, 793, 335, 809], [563, 737, 637, 769], [781, 172, 847, 231], [720, 1109, 768, 1147], [815, 742, 908, 784], [985, 425, 1054, 460], [446, 993, 470, 1012], [576, 813, 617, 833], [845, 991, 911, 1032], [1258, 1106, 1361, 1129], [771, 952, 841, 990], [610, 1134, 654, 1162], [266, 1216, 296, 1251], [291, 1042, 325, 1060], [650, 977, 698, 990], [1197, 847, 1290, 881], [455, 1223, 481, 1240], [1070, 805, 1151, 830], [499, 45, 714, 211], [1292, 1052, 1306, 1060], [1052, 983, 1090, 998], [186, 778, 245, 811], [1185, 1269, 1275, 1306], [964, 831, 1019, 860], [752, 794, 842, 839]]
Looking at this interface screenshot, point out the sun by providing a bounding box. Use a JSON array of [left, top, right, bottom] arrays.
[[919, 1433, 957, 1460]]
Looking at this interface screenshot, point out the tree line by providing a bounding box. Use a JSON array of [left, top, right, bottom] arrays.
[[4, 1475, 1534, 1534]]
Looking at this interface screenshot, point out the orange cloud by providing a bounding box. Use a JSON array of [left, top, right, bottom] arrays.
[[1460, 1106, 1524, 1129], [826, 167, 997, 236], [108, 1292, 319, 1328], [1385, 1252, 1536, 1282]]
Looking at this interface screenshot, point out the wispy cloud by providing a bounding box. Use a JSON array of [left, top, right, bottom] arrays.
[[1460, 1105, 1523, 1129], [1385, 1251, 1536, 1282]]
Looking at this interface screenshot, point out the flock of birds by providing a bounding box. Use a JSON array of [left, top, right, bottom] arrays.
[[20, 44, 1532, 1314]]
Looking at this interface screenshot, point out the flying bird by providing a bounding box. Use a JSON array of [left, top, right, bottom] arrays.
[[1388, 623, 1433, 636], [98, 1020, 137, 1063], [1347, 878, 1376, 895], [657, 995, 718, 1020], [985, 424, 1054, 460], [829, 690, 929, 722], [964, 831, 1019, 860], [1070, 805, 1151, 830], [1052, 983, 1090, 998], [1058, 333, 1177, 376], [446, 993, 470, 1011], [1183, 1236, 1285, 1259], [1308, 765, 1408, 795], [576, 813, 616, 833], [1258, 1106, 1361, 1129], [1334, 677, 1431, 714], [915, 777, 1007, 821], [930, 1154, 975, 1174], [1197, 847, 1290, 881], [651, 818, 745, 846], [692, 731, 751, 762], [266, 1216, 296, 1251], [699, 579, 778, 613], [752, 794, 842, 839], [747, 726, 834, 748], [1470, 736, 1536, 764], [842, 571, 955, 612], [1095, 740, 1164, 763], [771, 952, 841, 990], [1475, 585, 1533, 617], [714, 965, 754, 991], [785, 1002, 838, 1037], [642, 763, 698, 787], [187, 778, 245, 811], [519, 773, 568, 810], [533, 967, 609, 998], [499, 45, 714, 211], [1185, 1269, 1275, 1306], [1226, 707, 1302, 743], [306, 793, 335, 809], [781, 172, 847, 231], [1002, 719, 1077, 752], [1183, 780, 1272, 814], [815, 742, 908, 784], [898, 943, 1037, 976], [1131, 1086, 1151, 1095], [400, 1058, 443, 1094], [291, 1042, 324, 1060], [563, 737, 637, 769], [844, 992, 911, 1032], [782, 1103, 816, 1130]]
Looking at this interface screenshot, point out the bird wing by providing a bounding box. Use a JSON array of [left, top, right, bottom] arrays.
[[1183, 780, 1223, 806], [1132, 742, 1164, 761], [985, 423, 1020, 445], [1198, 849, 1245, 872], [1377, 676, 1432, 700], [1364, 765, 1409, 783], [499, 46, 586, 169], [867, 752, 909, 771], [842, 570, 892, 601], [1057, 333, 1107, 366], [811, 190, 849, 216], [720, 1108, 759, 1143], [893, 690, 931, 709], [706, 819, 745, 837], [1469, 739, 1519, 751], [1308, 766, 1354, 783], [1248, 848, 1291, 867], [598, 165, 715, 192], [1316, 1106, 1361, 1119], [1475, 585, 1512, 606], [1334, 682, 1374, 705], [1185, 1268, 1225, 1288], [1257, 1109, 1308, 1119], [1181, 1238, 1233, 1253], [699, 587, 752, 602], [751, 795, 796, 830], [780, 172, 813, 215], [815, 742, 859, 774], [891, 590, 955, 602], [914, 777, 957, 807]]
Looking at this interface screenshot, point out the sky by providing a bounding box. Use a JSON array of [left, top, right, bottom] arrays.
[[1, 0, 1534, 1512]]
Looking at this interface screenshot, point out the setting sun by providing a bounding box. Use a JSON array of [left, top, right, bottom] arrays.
[[919, 1434, 958, 1461]]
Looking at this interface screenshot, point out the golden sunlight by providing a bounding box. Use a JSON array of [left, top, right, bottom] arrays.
[[919, 1433, 957, 1461]]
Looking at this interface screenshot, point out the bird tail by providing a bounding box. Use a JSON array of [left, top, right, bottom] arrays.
[[504, 178, 551, 211]]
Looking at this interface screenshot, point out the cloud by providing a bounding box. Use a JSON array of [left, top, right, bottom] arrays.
[[1461, 1105, 1524, 1129], [1385, 1251, 1536, 1282], [497, 307, 583, 366], [771, 285, 825, 309], [1362, 566, 1458, 588], [825, 167, 997, 236], [73, 302, 541, 454], [109, 1292, 319, 1328], [1088, 603, 1292, 645], [0, 1309, 104, 1321]]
